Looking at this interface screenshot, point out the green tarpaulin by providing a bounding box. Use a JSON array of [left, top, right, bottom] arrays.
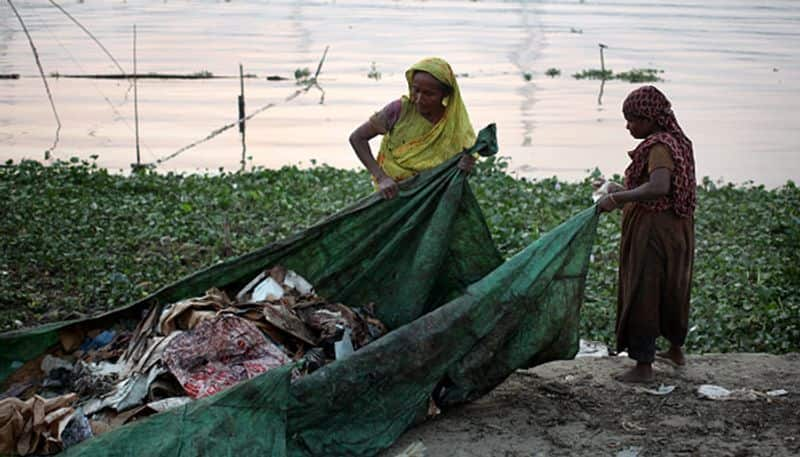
[[0, 125, 599, 456]]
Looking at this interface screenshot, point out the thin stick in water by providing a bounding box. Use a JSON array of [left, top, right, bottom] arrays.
[[598, 43, 609, 106], [312, 46, 329, 79], [599, 43, 608, 74], [133, 24, 141, 167], [239, 63, 246, 171], [6, 0, 61, 157], [150, 46, 331, 167]]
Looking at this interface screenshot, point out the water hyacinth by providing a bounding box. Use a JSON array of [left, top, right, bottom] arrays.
[[1, 158, 798, 353]]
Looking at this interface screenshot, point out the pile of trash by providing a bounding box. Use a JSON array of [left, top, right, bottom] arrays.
[[0, 266, 387, 455]]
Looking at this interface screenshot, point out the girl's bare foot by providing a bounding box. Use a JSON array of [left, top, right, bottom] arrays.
[[614, 363, 654, 383], [656, 345, 686, 366]]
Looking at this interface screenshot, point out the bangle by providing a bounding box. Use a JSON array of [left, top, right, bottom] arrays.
[[608, 193, 618, 206]]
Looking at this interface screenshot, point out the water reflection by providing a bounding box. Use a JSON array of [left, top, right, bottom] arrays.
[[597, 78, 605, 106], [0, 23, 11, 68], [0, 0, 798, 186], [509, 1, 539, 148], [290, 0, 311, 56]]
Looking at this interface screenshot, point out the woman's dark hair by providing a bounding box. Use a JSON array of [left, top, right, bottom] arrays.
[[439, 82, 453, 97], [413, 70, 452, 96]]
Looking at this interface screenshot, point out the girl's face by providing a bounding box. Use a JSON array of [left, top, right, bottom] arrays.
[[411, 71, 447, 118], [625, 113, 659, 139]]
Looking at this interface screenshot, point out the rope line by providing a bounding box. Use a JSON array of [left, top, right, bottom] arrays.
[[148, 46, 329, 167], [48, 0, 126, 75]]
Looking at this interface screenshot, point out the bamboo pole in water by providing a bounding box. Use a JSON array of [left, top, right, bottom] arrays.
[[239, 63, 246, 171], [598, 43, 608, 106], [133, 25, 141, 168], [599, 43, 607, 74], [148, 46, 329, 167], [6, 0, 61, 157]]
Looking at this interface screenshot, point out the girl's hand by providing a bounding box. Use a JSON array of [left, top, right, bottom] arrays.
[[593, 178, 625, 193], [457, 154, 476, 174], [596, 194, 619, 213], [377, 175, 399, 200], [607, 182, 625, 193]]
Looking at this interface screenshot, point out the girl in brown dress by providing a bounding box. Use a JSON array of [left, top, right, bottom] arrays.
[[597, 86, 696, 383]]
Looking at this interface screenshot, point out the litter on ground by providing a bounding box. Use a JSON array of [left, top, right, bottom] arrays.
[[0, 266, 386, 454]]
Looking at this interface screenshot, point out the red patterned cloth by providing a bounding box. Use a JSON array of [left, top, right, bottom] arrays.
[[622, 86, 696, 218], [162, 315, 290, 399]]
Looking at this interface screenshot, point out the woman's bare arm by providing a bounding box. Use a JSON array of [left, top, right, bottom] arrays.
[[349, 121, 399, 199]]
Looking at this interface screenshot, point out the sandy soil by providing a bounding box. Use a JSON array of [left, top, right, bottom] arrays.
[[381, 353, 800, 457]]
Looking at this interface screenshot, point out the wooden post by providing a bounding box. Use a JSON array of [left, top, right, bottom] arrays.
[[133, 24, 141, 168], [238, 63, 246, 171], [598, 43, 608, 106], [599, 43, 608, 75]]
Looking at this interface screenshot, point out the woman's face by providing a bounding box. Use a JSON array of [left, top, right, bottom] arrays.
[[624, 113, 658, 139], [411, 71, 446, 118]]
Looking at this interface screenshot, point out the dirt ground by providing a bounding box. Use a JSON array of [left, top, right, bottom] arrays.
[[380, 353, 800, 457]]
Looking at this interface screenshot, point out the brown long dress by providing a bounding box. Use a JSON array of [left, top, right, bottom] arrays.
[[616, 144, 695, 354]]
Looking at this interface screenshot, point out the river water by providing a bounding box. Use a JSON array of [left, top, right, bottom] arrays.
[[1, 0, 798, 186]]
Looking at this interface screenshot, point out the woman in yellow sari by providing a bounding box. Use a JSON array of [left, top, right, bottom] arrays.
[[349, 57, 477, 199]]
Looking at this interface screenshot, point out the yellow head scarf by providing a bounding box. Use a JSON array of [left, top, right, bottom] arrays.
[[377, 57, 476, 181]]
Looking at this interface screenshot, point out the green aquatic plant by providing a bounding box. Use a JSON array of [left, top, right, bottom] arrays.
[[294, 67, 312, 84], [572, 69, 614, 80], [614, 68, 664, 83], [545, 68, 561, 78], [1, 159, 797, 354], [573, 68, 664, 83], [523, 72, 533, 81], [368, 62, 381, 81]]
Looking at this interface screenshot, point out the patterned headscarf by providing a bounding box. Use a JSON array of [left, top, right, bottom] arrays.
[[622, 85, 696, 218]]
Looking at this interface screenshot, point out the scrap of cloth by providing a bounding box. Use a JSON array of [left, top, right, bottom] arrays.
[[0, 393, 78, 455], [622, 85, 696, 218], [162, 315, 291, 399], [375, 57, 476, 181], [157, 287, 231, 335]]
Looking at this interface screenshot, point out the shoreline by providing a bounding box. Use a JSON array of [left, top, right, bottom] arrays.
[[3, 157, 796, 190]]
